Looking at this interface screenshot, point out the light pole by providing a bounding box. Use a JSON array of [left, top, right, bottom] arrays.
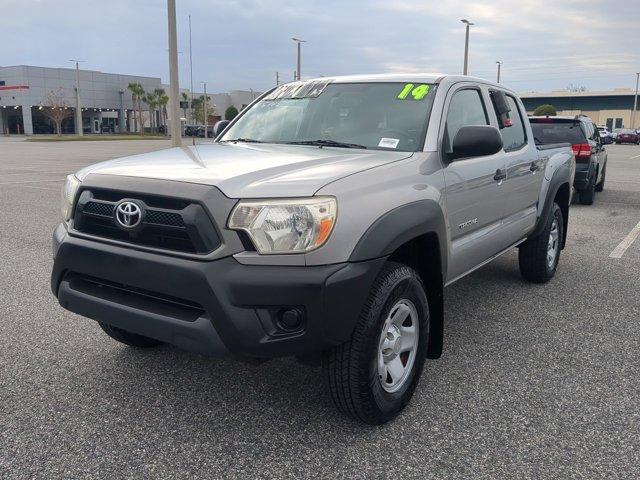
[[632, 72, 639, 129], [167, 0, 181, 147], [496, 61, 502, 83], [189, 14, 194, 124], [69, 60, 83, 136], [118, 89, 125, 133], [461, 19, 474, 75], [201, 81, 208, 138], [291, 37, 306, 81]]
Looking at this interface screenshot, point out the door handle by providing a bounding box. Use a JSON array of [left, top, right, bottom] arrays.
[[494, 169, 507, 182], [530, 162, 540, 172]]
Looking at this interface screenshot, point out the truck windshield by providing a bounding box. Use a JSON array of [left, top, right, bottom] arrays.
[[220, 82, 436, 152]]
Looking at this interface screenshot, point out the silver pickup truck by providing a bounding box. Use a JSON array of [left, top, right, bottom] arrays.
[[52, 74, 574, 424]]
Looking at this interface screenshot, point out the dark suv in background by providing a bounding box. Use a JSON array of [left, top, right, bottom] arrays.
[[530, 116, 607, 205]]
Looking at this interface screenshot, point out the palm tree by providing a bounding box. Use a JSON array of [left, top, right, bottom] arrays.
[[127, 82, 145, 135], [154, 88, 169, 135], [181, 92, 189, 122], [143, 92, 158, 134]]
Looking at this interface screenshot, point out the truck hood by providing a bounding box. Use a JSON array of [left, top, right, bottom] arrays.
[[77, 143, 412, 198]]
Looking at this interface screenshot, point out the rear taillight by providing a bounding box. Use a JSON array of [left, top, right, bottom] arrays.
[[571, 143, 592, 162]]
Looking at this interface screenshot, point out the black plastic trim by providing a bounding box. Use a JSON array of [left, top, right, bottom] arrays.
[[348, 199, 447, 275], [530, 163, 571, 243], [52, 232, 386, 358]]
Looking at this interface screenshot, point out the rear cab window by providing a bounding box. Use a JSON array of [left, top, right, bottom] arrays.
[[489, 91, 527, 152], [529, 119, 588, 145]]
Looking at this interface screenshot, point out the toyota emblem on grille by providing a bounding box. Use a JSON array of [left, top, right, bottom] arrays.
[[115, 201, 142, 228]]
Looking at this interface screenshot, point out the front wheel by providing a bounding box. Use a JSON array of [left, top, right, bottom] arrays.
[[519, 202, 563, 283], [322, 262, 429, 424]]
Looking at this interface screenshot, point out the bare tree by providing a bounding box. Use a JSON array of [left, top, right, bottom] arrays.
[[566, 83, 587, 93], [39, 88, 73, 136]]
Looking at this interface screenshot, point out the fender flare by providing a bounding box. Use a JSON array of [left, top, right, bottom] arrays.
[[349, 200, 447, 359], [531, 163, 571, 244], [349, 199, 447, 271]]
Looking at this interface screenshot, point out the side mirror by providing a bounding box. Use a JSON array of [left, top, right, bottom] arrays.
[[213, 120, 230, 138], [450, 125, 503, 160]]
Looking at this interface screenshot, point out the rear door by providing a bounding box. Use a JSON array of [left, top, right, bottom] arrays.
[[440, 85, 507, 282], [585, 119, 605, 180], [489, 92, 543, 233]]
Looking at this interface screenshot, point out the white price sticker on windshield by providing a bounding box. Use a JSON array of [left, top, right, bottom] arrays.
[[378, 138, 399, 149]]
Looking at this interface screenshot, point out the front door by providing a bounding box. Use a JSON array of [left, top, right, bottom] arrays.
[[441, 86, 507, 283]]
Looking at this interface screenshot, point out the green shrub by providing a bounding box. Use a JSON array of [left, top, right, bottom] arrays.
[[225, 106, 239, 121], [533, 104, 557, 116]]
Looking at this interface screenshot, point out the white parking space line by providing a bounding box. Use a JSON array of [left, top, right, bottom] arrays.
[[610, 220, 640, 258], [630, 153, 640, 159], [0, 179, 65, 185], [18, 184, 61, 192]]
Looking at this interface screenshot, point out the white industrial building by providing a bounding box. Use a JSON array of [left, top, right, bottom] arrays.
[[0, 65, 261, 135]]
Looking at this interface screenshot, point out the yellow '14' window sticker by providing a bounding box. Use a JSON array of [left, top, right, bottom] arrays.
[[397, 84, 430, 100]]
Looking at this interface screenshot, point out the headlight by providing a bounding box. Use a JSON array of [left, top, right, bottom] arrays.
[[228, 197, 337, 254], [61, 174, 81, 222]]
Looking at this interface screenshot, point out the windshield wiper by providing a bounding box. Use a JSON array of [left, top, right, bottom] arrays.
[[284, 139, 367, 149], [220, 138, 264, 143]]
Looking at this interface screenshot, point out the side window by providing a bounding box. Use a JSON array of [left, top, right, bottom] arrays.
[[589, 121, 600, 142], [443, 89, 488, 154], [499, 95, 527, 151], [581, 120, 595, 141]]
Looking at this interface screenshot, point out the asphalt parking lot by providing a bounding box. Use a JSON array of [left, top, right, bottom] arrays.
[[1, 136, 639, 479]]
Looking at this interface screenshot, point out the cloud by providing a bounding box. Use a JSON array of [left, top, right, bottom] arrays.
[[0, 0, 638, 93]]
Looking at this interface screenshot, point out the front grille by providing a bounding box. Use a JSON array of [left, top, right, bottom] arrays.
[[83, 201, 114, 217], [73, 188, 221, 255], [145, 210, 185, 227]]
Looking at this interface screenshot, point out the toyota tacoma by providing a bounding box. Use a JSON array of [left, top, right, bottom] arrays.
[[52, 74, 574, 424]]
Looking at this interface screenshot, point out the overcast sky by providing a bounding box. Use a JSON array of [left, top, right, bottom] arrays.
[[1, 0, 639, 94]]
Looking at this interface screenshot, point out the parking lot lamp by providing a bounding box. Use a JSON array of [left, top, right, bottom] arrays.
[[69, 60, 83, 136], [496, 61, 502, 83], [461, 19, 474, 75], [201, 81, 208, 139], [291, 38, 306, 81], [167, 0, 181, 147], [632, 72, 639, 129]]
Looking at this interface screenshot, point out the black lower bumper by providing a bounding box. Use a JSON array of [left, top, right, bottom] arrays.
[[51, 224, 385, 358]]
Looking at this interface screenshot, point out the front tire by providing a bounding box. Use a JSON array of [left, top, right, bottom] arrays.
[[322, 262, 429, 424], [519, 202, 563, 283], [99, 322, 163, 348]]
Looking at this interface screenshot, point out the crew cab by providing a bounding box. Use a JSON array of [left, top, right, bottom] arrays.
[[530, 115, 606, 205], [52, 74, 574, 424]]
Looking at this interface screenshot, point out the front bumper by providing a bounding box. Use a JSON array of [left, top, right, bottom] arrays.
[[51, 224, 385, 358]]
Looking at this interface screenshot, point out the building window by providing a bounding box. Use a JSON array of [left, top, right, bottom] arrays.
[[615, 118, 623, 129]]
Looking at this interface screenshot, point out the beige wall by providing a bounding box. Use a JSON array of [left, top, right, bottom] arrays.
[[546, 109, 635, 129]]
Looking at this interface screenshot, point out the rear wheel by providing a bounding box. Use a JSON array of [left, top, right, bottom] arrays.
[[322, 262, 429, 424], [519, 202, 563, 283], [99, 322, 163, 348], [578, 172, 596, 205], [595, 166, 606, 192]]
